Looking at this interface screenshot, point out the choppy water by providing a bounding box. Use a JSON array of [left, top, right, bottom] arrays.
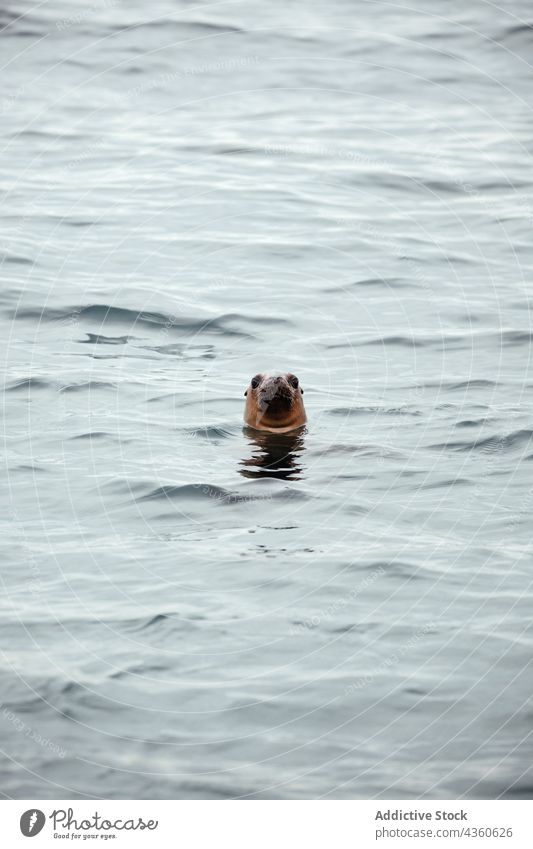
[[2, 0, 533, 800]]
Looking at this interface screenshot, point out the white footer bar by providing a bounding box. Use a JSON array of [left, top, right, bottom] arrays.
[[2, 799, 531, 848]]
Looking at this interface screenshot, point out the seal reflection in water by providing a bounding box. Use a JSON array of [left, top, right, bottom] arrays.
[[240, 428, 305, 480], [241, 372, 307, 480]]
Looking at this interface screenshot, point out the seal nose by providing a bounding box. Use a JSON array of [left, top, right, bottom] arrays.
[[258, 376, 292, 416], [260, 376, 283, 397]]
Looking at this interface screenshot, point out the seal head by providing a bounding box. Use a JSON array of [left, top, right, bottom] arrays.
[[244, 372, 306, 433]]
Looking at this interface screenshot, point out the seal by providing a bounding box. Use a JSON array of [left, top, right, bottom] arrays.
[[243, 372, 306, 433]]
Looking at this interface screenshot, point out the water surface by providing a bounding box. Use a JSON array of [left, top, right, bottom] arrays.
[[2, 0, 533, 799]]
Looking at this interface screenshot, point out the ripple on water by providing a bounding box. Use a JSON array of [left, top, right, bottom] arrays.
[[429, 429, 533, 453], [327, 334, 425, 349], [136, 484, 234, 503], [136, 483, 311, 504], [80, 334, 132, 345], [70, 431, 116, 441], [186, 426, 234, 441], [0, 253, 35, 265], [327, 406, 421, 417], [59, 381, 117, 393], [329, 277, 410, 291], [143, 342, 216, 358], [0, 9, 44, 37], [5, 378, 52, 392], [420, 477, 472, 489], [12, 305, 254, 338], [110, 18, 245, 35], [110, 663, 170, 680]]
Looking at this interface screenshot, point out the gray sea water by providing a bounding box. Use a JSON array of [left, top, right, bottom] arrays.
[[2, 0, 533, 800]]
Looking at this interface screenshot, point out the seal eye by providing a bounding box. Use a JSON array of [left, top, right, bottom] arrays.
[[289, 375, 299, 389], [251, 375, 261, 390]]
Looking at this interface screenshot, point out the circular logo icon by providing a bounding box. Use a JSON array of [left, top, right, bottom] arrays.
[[20, 810, 46, 837]]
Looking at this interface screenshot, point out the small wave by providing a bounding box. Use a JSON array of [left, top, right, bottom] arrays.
[[110, 662, 169, 680], [330, 277, 408, 291], [214, 146, 257, 156], [0, 9, 25, 28], [310, 443, 362, 456], [0, 253, 34, 265], [421, 178, 528, 194], [321, 442, 404, 460], [328, 406, 421, 417], [420, 477, 471, 489], [120, 65, 145, 75], [80, 334, 131, 345], [326, 623, 364, 635], [137, 483, 309, 504], [498, 23, 533, 39], [498, 330, 533, 346], [121, 19, 244, 35], [269, 487, 310, 501], [360, 560, 418, 576], [172, 781, 239, 800], [63, 219, 99, 228], [70, 431, 113, 440], [449, 379, 498, 390], [343, 503, 371, 515], [455, 419, 488, 428], [187, 426, 233, 441], [5, 377, 51, 392], [498, 782, 533, 800], [137, 484, 240, 503], [10, 464, 48, 474], [144, 342, 216, 358], [429, 429, 533, 453], [139, 613, 174, 630], [59, 381, 117, 393], [328, 335, 424, 349], [0, 10, 43, 37], [335, 330, 533, 352], [187, 20, 244, 34], [147, 391, 229, 404], [2, 26, 42, 37], [221, 311, 291, 327], [122, 611, 205, 632], [60, 681, 84, 697], [13, 304, 253, 338]]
